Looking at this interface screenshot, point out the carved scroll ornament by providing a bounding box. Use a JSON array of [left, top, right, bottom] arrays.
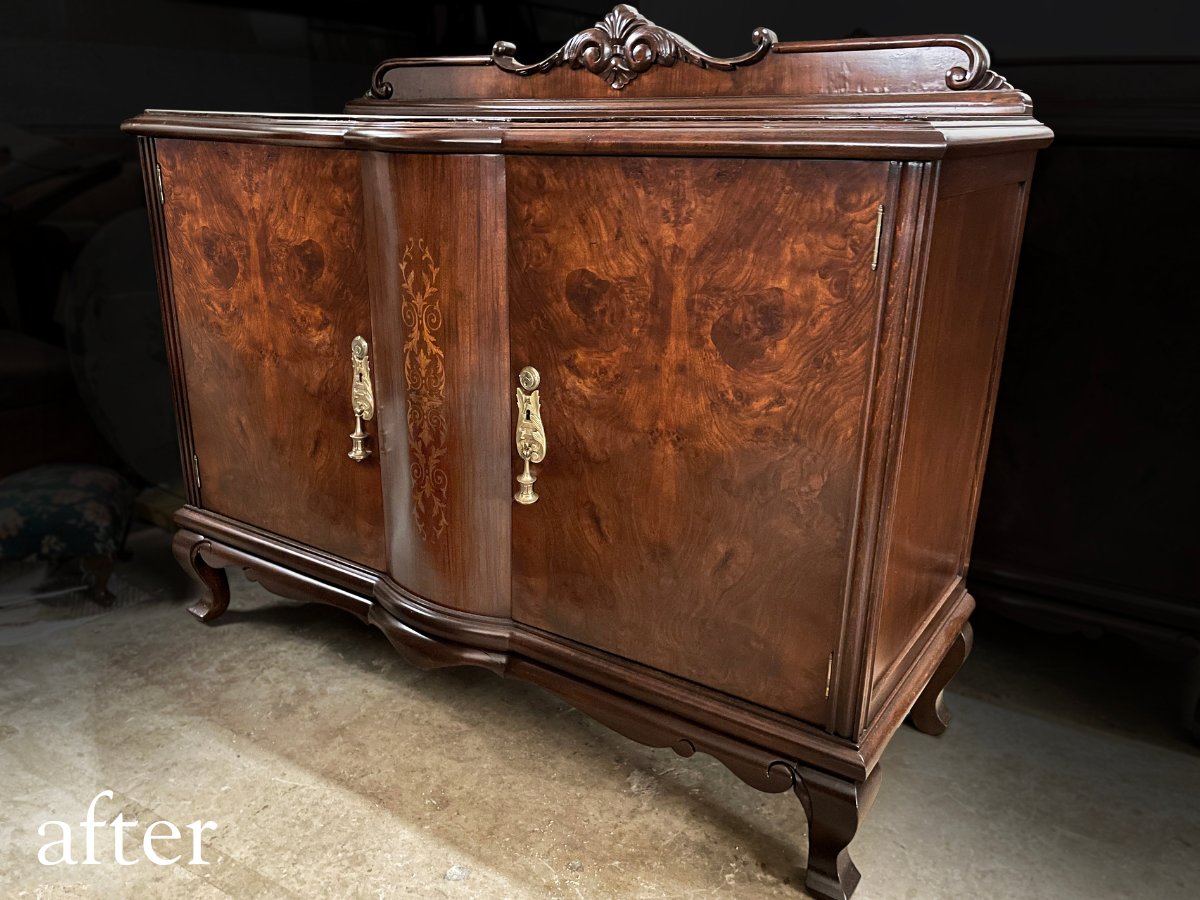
[[492, 4, 777, 90], [941, 34, 1013, 90]]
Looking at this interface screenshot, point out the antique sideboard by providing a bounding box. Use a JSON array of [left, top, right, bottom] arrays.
[[124, 7, 1050, 897]]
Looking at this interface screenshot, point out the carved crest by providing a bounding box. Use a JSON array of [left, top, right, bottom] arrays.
[[492, 4, 777, 90]]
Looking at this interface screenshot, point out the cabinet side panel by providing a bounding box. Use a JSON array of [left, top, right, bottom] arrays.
[[869, 155, 1033, 713], [363, 153, 511, 616], [137, 137, 198, 505], [156, 139, 386, 569]]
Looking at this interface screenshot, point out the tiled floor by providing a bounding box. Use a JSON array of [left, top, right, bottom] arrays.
[[1, 527, 1197, 898]]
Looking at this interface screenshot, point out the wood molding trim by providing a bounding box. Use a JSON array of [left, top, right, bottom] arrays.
[[171, 506, 976, 781], [139, 138, 199, 506], [125, 111, 1049, 159]]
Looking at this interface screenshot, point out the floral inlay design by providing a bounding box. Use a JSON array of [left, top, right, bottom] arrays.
[[400, 238, 448, 542]]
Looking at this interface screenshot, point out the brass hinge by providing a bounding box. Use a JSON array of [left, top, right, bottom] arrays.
[[192, 453, 201, 491], [870, 204, 885, 271], [155, 163, 165, 205], [825, 652, 834, 699]]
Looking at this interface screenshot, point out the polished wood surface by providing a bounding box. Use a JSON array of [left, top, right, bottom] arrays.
[[172, 527, 230, 622], [362, 29, 1016, 103], [822, 159, 933, 738], [177, 502, 876, 780], [157, 140, 386, 570], [868, 154, 1034, 721], [138, 138, 198, 506], [361, 151, 511, 616], [129, 12, 1047, 898], [909, 622, 974, 736], [126, 110, 1048, 162], [795, 763, 883, 900], [509, 155, 891, 724]]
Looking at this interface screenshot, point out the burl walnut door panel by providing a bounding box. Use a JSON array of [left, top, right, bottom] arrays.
[[157, 140, 386, 570], [508, 156, 891, 724]]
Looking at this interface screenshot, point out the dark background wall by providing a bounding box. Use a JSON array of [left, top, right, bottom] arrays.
[[3, 0, 590, 124], [4, 1, 1199, 127]]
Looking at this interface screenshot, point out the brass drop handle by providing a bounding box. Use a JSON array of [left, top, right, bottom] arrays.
[[514, 366, 546, 505], [348, 335, 375, 462]]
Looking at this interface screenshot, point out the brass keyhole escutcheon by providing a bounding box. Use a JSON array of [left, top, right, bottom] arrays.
[[348, 335, 375, 462], [514, 366, 546, 504]]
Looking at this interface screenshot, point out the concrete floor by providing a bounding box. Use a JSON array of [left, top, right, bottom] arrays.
[[1, 527, 1197, 899]]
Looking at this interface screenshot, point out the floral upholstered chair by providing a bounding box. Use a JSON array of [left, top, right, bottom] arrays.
[[0, 464, 136, 601]]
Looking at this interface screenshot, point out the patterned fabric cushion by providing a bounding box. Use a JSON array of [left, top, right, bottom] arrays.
[[0, 465, 136, 561]]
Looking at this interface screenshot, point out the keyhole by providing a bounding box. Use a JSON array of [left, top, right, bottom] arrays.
[[525, 409, 531, 421]]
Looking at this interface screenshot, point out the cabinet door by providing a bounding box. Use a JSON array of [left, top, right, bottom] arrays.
[[157, 140, 386, 570], [508, 156, 890, 724]]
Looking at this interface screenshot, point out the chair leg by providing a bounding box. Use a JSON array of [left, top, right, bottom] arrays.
[[80, 555, 115, 605]]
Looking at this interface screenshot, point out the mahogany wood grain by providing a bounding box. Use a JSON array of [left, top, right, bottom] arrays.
[[175, 505, 381, 599], [355, 94, 1028, 119], [508, 155, 891, 725], [369, 604, 508, 674], [205, 539, 373, 623], [137, 138, 198, 505], [174, 503, 976, 786], [827, 160, 934, 738], [360, 152, 511, 617], [127, 112, 1049, 161], [156, 140, 386, 570], [373, 580, 875, 778], [364, 33, 1010, 104], [346, 120, 949, 160], [858, 588, 974, 767], [129, 16, 1048, 899], [868, 154, 1034, 719], [509, 656, 797, 794], [174, 504, 876, 780]]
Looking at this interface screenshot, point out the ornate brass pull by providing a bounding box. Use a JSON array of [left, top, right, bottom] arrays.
[[348, 335, 375, 462], [514, 366, 546, 505]]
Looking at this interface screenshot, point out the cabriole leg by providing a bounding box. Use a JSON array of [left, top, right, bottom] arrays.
[[909, 622, 974, 736], [794, 763, 882, 900], [172, 528, 230, 622]]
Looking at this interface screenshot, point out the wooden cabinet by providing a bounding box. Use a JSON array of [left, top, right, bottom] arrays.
[[156, 140, 386, 570], [126, 8, 1049, 898]]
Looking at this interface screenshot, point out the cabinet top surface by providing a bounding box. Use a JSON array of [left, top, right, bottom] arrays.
[[122, 5, 1050, 158]]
